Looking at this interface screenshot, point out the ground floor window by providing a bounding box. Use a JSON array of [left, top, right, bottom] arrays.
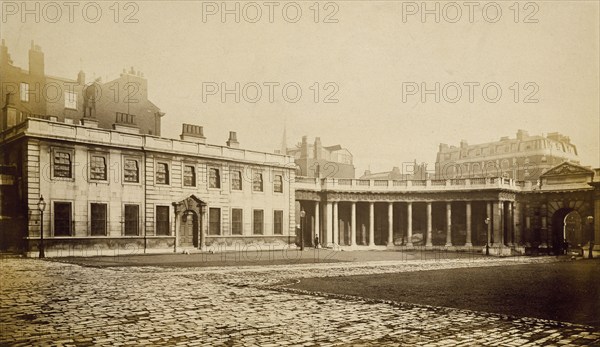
[[124, 204, 139, 236], [54, 202, 72, 236], [90, 203, 107, 236], [253, 210, 264, 235], [273, 210, 283, 235], [156, 206, 170, 235], [209, 208, 221, 235], [231, 208, 243, 235]]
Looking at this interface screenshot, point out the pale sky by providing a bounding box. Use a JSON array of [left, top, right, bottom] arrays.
[[2, 1, 599, 174]]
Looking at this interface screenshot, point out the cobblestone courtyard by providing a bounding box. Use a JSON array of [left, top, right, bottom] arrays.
[[1, 255, 599, 346]]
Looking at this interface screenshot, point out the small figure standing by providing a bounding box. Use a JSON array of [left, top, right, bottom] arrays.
[[314, 235, 320, 249], [563, 239, 569, 255]]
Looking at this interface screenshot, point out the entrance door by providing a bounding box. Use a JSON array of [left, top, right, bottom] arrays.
[[179, 211, 198, 247], [551, 208, 583, 254]]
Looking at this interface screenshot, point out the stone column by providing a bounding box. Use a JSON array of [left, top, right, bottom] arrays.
[[314, 201, 320, 246], [492, 201, 503, 247], [514, 202, 522, 246], [333, 202, 339, 246], [406, 202, 413, 246], [540, 204, 548, 248], [507, 202, 514, 246], [445, 202, 452, 247], [369, 202, 375, 246], [465, 202, 472, 247], [350, 202, 357, 246], [486, 202, 492, 247], [426, 202, 433, 247], [387, 202, 394, 246], [324, 201, 332, 246]]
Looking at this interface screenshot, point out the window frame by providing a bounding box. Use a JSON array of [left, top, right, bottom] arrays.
[[209, 207, 221, 235], [208, 167, 221, 189], [53, 201, 73, 237], [64, 90, 78, 110], [123, 157, 141, 184], [51, 147, 75, 181], [123, 203, 140, 236], [230, 170, 243, 191], [231, 208, 243, 235], [155, 161, 170, 185], [183, 164, 197, 187], [273, 210, 283, 235], [273, 174, 284, 193], [89, 152, 109, 182], [89, 202, 108, 236], [155, 205, 171, 236], [252, 170, 264, 192], [253, 209, 264, 235], [20, 82, 29, 102]]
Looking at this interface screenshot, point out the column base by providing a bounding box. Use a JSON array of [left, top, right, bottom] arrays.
[[484, 245, 514, 256], [445, 243, 452, 247], [464, 243, 473, 247], [406, 242, 414, 247]]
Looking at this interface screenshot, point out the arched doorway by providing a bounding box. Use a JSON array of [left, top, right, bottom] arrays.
[[551, 208, 583, 254], [179, 210, 199, 248], [173, 195, 206, 250]]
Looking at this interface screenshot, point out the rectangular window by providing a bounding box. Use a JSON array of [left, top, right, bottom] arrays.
[[54, 202, 72, 236], [183, 165, 196, 187], [124, 204, 139, 236], [53, 151, 72, 178], [20, 82, 29, 102], [253, 171, 263, 192], [156, 206, 170, 235], [64, 91, 77, 109], [209, 168, 220, 188], [209, 208, 221, 235], [231, 170, 242, 190], [156, 162, 169, 184], [231, 208, 243, 235], [253, 209, 264, 235], [90, 203, 107, 236], [124, 159, 139, 183], [273, 175, 283, 193], [274, 210, 283, 235], [90, 155, 107, 181]]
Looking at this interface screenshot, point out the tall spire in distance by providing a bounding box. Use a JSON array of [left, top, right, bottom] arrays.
[[280, 116, 287, 155]]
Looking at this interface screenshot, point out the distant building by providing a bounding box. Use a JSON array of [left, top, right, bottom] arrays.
[[361, 161, 429, 181], [435, 130, 580, 181], [0, 40, 164, 135], [277, 135, 355, 178]]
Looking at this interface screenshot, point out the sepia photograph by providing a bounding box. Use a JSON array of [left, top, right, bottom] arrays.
[[0, 1, 599, 345]]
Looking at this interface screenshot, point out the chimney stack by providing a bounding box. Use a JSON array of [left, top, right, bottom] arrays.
[[226, 131, 239, 148], [28, 41, 44, 76], [180, 123, 206, 144]]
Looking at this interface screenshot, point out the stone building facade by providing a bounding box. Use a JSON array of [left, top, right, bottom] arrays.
[[0, 118, 296, 256], [295, 161, 600, 258], [435, 130, 580, 181], [279, 136, 355, 179]]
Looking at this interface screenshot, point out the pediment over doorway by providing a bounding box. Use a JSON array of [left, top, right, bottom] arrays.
[[173, 195, 206, 214]]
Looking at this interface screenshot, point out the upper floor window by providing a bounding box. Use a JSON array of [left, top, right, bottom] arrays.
[[53, 151, 72, 178], [253, 171, 263, 192], [156, 163, 169, 185], [273, 175, 283, 193], [90, 155, 107, 181], [183, 165, 196, 187], [231, 170, 242, 190], [124, 159, 139, 183], [20, 83, 29, 102], [209, 168, 220, 188], [64, 91, 77, 110]]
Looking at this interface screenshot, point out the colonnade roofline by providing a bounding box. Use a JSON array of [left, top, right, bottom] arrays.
[[295, 176, 527, 193]]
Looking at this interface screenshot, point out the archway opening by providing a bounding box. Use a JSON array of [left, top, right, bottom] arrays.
[[551, 208, 583, 255]]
